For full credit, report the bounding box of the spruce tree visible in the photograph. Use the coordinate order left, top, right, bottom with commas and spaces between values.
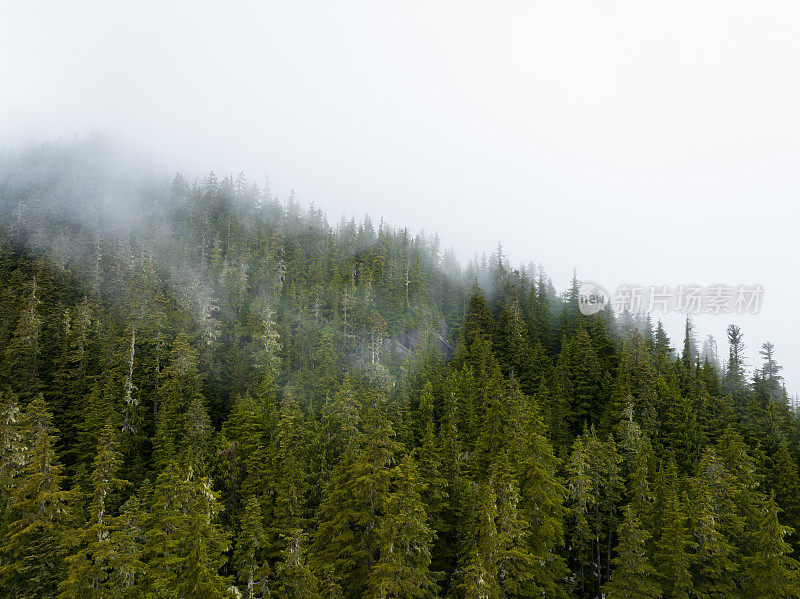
176, 475, 231, 598
690, 449, 739, 599
153, 333, 205, 469
268, 393, 311, 561
234, 496, 269, 599
517, 391, 568, 597
312, 404, 402, 598
2, 277, 42, 401
454, 478, 500, 599
144, 461, 230, 598
274, 529, 321, 599
107, 492, 147, 597
742, 493, 800, 598
652, 460, 692, 599
603, 504, 662, 599
368, 455, 437, 598
0, 394, 72, 598
59, 419, 129, 598
0, 392, 26, 515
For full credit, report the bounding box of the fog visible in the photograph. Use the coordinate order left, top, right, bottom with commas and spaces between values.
2, 1, 799, 392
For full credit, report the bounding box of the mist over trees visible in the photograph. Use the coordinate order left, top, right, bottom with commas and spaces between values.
0, 139, 798, 598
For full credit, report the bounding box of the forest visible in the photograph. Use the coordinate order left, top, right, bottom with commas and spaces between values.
1, 139, 798, 599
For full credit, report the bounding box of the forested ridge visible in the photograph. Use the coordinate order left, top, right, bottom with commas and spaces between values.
0, 140, 798, 598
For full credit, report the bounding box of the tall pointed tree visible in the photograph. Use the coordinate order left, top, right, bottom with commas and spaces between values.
603, 504, 662, 599
742, 493, 800, 598
368, 454, 437, 598
0, 394, 72, 598
59, 419, 130, 598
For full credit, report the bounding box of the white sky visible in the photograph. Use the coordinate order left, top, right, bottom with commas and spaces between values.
2, 1, 799, 392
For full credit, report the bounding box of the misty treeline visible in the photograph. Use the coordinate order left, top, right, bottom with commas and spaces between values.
0, 139, 799, 599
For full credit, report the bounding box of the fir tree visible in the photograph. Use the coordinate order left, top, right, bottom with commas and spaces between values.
233, 496, 269, 599
58, 420, 130, 598
0, 392, 26, 514
274, 529, 321, 599
0, 394, 72, 598
107, 492, 148, 597
312, 404, 402, 598
368, 454, 437, 598
603, 504, 662, 599
690, 449, 739, 599
742, 493, 800, 598
652, 460, 692, 599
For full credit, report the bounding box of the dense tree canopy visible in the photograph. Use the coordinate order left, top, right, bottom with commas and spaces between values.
0, 140, 798, 598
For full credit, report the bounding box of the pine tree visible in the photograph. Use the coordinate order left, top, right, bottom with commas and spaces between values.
603, 504, 662, 599
58, 419, 130, 598
742, 493, 800, 598
234, 496, 269, 599
690, 449, 739, 599
312, 404, 402, 598
368, 454, 437, 598
0, 394, 72, 598
0, 392, 26, 515
652, 460, 692, 599
274, 529, 321, 599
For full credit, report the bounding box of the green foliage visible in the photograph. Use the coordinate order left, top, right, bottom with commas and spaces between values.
603, 504, 662, 599
742, 493, 800, 598
0, 147, 799, 598
0, 394, 72, 598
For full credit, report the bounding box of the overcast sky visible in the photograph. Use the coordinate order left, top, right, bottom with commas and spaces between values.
2, 1, 798, 393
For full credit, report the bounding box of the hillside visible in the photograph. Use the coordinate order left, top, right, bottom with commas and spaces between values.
0, 140, 797, 598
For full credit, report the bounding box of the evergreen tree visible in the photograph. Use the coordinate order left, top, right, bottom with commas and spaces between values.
652, 460, 692, 599
368, 455, 437, 598
603, 504, 662, 599
742, 493, 800, 598
59, 420, 129, 598
312, 404, 402, 598
107, 492, 148, 597
153, 333, 205, 469
176, 475, 231, 598
517, 391, 568, 597
690, 449, 739, 599
268, 392, 311, 560
233, 496, 269, 599
0, 392, 26, 514
454, 479, 500, 599
144, 461, 230, 598
2, 277, 42, 400
0, 394, 72, 598
274, 529, 321, 599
